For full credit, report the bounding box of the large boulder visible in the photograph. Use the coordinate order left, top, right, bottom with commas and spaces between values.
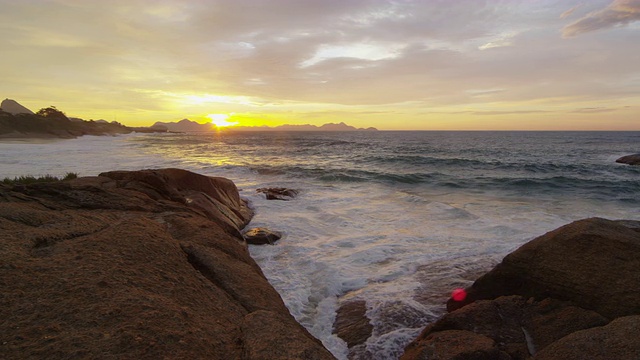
403, 218, 640, 360
0, 169, 335, 360
535, 315, 640, 360
447, 218, 640, 319
402, 295, 608, 359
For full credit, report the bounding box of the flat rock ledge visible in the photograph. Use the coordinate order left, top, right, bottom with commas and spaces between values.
0, 168, 335, 360
402, 218, 640, 360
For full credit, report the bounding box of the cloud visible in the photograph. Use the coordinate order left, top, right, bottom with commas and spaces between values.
0, 0, 638, 129
571, 107, 619, 113
562, 0, 640, 37
560, 4, 583, 19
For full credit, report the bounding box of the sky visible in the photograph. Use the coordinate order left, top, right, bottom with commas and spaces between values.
0, 0, 638, 130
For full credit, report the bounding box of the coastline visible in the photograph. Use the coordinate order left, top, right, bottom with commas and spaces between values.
2, 168, 639, 359
400, 218, 640, 359
0, 169, 335, 359
3, 128, 639, 359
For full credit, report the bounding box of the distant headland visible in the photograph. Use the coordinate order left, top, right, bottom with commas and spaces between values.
0, 98, 377, 139
0, 99, 163, 139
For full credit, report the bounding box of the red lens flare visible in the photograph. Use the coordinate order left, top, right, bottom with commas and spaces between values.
451, 288, 467, 302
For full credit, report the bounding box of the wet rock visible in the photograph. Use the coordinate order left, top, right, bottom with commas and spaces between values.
257, 187, 299, 200
404, 295, 608, 359
401, 329, 510, 360
616, 153, 640, 165
333, 300, 373, 348
535, 315, 640, 360
0, 168, 335, 359
404, 218, 640, 360
243, 227, 282, 245
447, 218, 640, 319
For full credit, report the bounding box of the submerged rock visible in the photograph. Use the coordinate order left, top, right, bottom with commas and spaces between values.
243, 227, 282, 245
616, 153, 640, 165
257, 187, 299, 200
333, 300, 373, 348
0, 168, 335, 359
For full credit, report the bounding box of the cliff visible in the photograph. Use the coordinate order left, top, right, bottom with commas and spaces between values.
0, 168, 335, 359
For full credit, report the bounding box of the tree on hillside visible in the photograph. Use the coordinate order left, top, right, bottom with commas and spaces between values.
36, 106, 69, 121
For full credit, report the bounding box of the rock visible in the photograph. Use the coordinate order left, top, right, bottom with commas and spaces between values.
401, 330, 510, 360
534, 315, 640, 360
0, 169, 335, 359
616, 154, 640, 165
447, 218, 640, 319
242, 310, 333, 360
100, 168, 253, 239
243, 227, 282, 245
257, 187, 299, 200
404, 218, 640, 360
404, 295, 608, 359
525, 297, 609, 351
333, 300, 373, 348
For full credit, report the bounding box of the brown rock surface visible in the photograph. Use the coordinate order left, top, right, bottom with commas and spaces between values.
256, 187, 299, 200
243, 227, 283, 245
534, 315, 640, 360
616, 153, 640, 165
447, 218, 640, 319
401, 329, 510, 360
333, 300, 373, 348
0, 168, 334, 360
403, 218, 640, 360
403, 295, 608, 359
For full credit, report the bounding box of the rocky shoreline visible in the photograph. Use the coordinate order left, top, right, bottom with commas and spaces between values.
2, 168, 638, 359
401, 218, 640, 360
0, 169, 334, 359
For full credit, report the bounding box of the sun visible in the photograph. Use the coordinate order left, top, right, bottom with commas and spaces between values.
207, 113, 238, 127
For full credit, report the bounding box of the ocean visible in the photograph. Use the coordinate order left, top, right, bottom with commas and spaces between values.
2, 131, 639, 359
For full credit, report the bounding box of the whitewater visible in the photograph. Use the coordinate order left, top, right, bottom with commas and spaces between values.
2, 131, 639, 359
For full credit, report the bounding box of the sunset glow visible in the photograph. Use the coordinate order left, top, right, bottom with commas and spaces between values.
0, 1, 638, 130
207, 114, 238, 128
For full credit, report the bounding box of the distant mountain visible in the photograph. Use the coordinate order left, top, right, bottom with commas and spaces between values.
1, 98, 34, 115
231, 122, 378, 132
152, 119, 214, 132
150, 120, 377, 132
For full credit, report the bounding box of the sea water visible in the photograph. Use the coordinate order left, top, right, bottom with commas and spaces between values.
2, 131, 639, 359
